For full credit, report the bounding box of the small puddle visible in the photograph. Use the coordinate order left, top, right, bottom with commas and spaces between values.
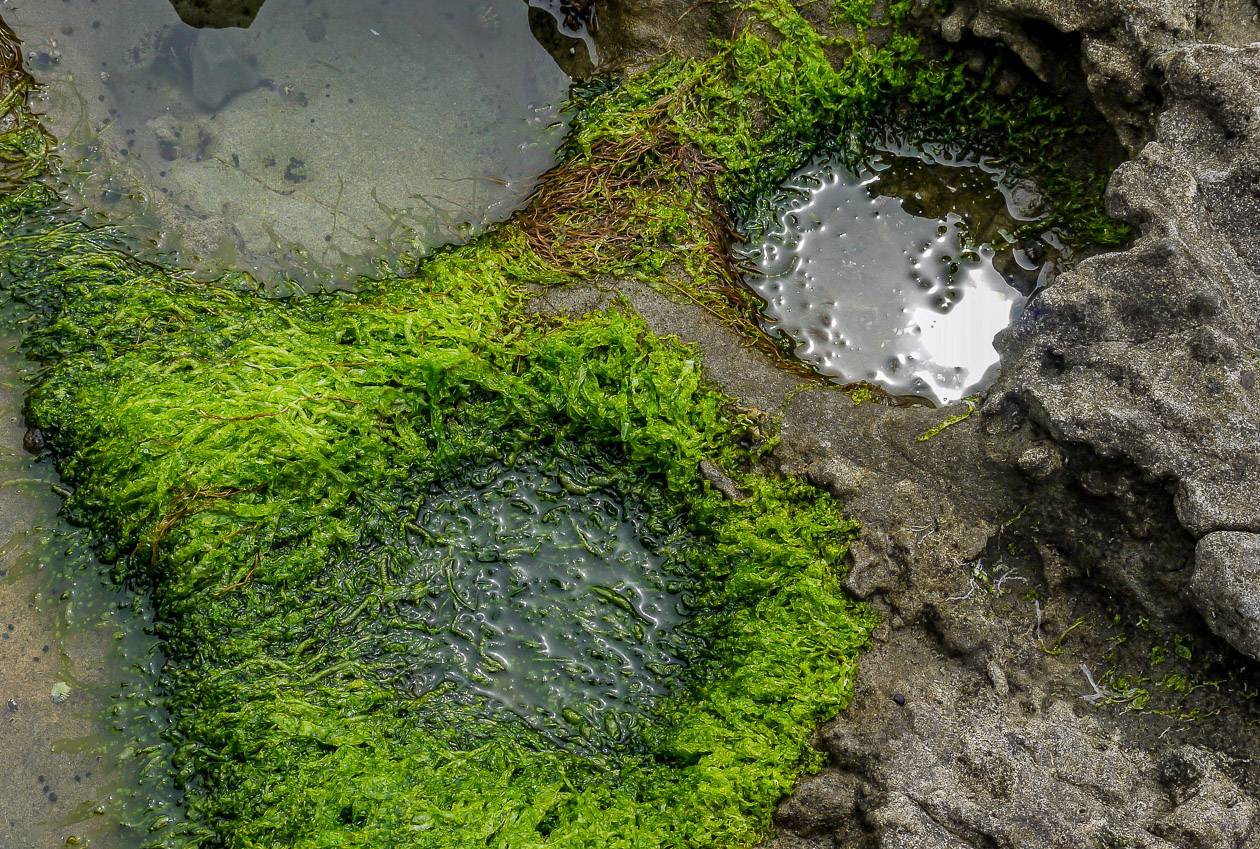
739, 143, 1063, 405
368, 453, 695, 753
0, 319, 170, 848
2, 0, 577, 289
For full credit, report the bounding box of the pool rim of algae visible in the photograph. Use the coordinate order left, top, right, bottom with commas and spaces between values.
366, 445, 706, 757
0, 1, 1126, 846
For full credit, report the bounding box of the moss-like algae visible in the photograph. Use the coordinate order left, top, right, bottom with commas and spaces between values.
0, 3, 1125, 846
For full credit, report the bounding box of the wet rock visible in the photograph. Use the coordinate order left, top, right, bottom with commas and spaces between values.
1189, 531, 1260, 660
1015, 442, 1062, 479
528, 4, 596, 78
773, 770, 862, 835
190, 28, 259, 111
820, 669, 1259, 849
167, 0, 267, 29
1155, 747, 1259, 848
591, 0, 739, 71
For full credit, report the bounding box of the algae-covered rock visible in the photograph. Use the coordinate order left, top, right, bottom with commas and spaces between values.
999, 40, 1260, 542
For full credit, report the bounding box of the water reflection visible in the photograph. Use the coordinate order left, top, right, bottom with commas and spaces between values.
1, 0, 575, 289
740, 146, 1060, 405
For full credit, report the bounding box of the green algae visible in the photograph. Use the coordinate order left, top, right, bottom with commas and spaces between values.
1, 191, 876, 845
917, 397, 978, 442
0, 3, 1128, 846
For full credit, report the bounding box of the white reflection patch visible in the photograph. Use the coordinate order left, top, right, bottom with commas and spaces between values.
740, 152, 1046, 405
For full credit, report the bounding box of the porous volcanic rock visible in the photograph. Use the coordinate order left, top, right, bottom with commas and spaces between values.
1191, 532, 1260, 660
994, 35, 1260, 608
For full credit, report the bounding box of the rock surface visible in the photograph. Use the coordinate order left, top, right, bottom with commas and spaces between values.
795, 0, 1260, 845
582, 1, 1260, 846
1192, 532, 1260, 660
991, 27, 1260, 634
167, 0, 267, 29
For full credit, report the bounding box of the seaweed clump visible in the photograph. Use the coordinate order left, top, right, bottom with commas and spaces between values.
0, 2, 1124, 847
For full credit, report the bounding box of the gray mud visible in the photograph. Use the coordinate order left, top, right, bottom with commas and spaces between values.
0, 323, 163, 849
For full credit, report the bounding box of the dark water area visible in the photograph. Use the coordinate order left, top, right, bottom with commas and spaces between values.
740, 143, 1063, 405
2, 0, 579, 290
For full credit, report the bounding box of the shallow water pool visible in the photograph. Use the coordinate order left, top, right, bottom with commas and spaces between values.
2, 0, 576, 289
362, 453, 696, 754
740, 144, 1061, 405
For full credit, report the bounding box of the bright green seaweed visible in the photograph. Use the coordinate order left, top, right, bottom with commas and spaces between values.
0, 2, 1124, 846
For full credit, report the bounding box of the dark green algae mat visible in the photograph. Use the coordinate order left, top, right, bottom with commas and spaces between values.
0, 2, 1121, 846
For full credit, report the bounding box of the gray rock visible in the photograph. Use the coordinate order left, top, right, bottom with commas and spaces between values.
997, 39, 1260, 540
190, 28, 259, 111
1190, 532, 1260, 660
1154, 746, 1259, 848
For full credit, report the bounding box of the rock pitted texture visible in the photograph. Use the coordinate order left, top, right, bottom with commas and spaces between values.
930, 0, 1259, 151
1192, 532, 1260, 660
992, 28, 1260, 636
817, 696, 1258, 849
781, 1, 1260, 846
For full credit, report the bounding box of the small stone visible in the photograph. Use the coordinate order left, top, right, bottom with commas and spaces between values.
6, 699, 17, 713
22, 427, 45, 453
893, 692, 906, 706
50, 682, 72, 704
1190, 532, 1260, 660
